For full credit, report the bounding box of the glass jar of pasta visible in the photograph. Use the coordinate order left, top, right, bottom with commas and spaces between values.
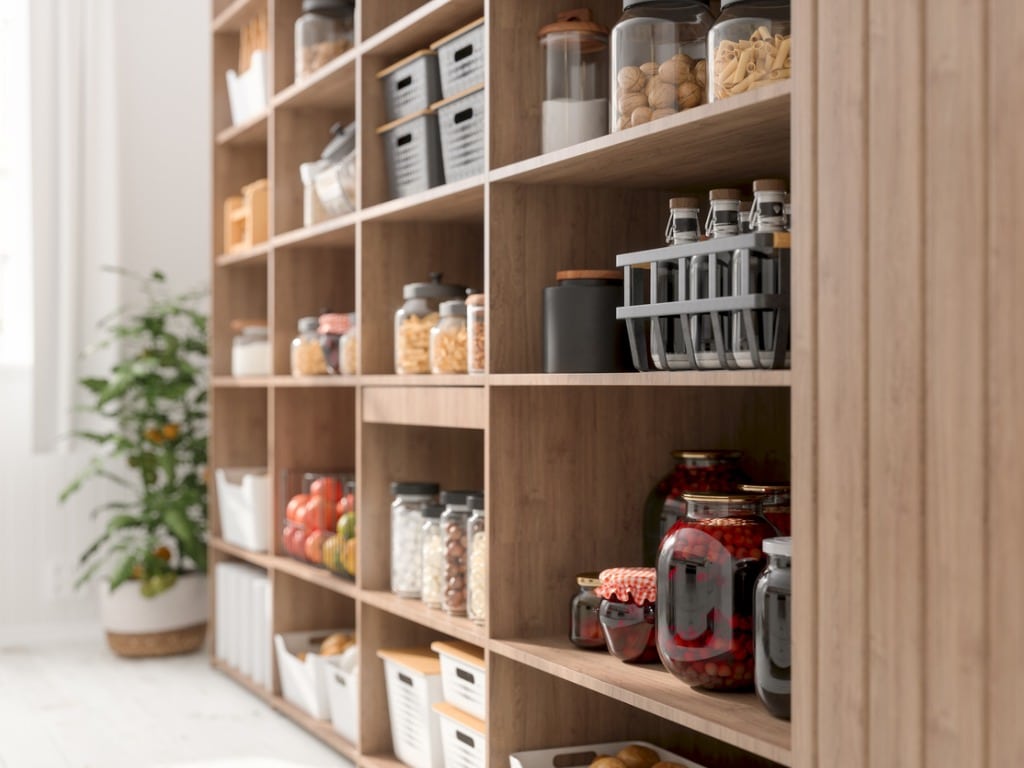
707, 0, 791, 102
610, 0, 715, 131
394, 273, 466, 374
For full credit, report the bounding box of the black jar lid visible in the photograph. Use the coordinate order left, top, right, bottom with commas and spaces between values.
423, 503, 446, 519
403, 272, 467, 300
467, 494, 485, 511
390, 481, 440, 496
441, 490, 481, 507
302, 0, 354, 17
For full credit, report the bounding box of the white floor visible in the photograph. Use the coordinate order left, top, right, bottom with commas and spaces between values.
0, 630, 349, 768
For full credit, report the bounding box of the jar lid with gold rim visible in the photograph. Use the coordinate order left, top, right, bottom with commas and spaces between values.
576, 571, 602, 588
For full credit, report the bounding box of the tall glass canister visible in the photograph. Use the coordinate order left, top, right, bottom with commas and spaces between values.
755, 536, 792, 718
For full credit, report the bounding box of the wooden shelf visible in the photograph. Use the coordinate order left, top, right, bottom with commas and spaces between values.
215, 242, 269, 267
272, 555, 359, 600
273, 49, 358, 111
212, 0, 264, 32
490, 81, 791, 188
273, 694, 360, 762
360, 589, 487, 646
361, 176, 485, 223
489, 637, 791, 767
273, 213, 357, 249
209, 537, 275, 570
212, 657, 270, 698
271, 376, 360, 389
211, 375, 273, 388
362, 384, 487, 429
358, 755, 407, 768
216, 111, 268, 146
361, 0, 483, 59
359, 375, 484, 387
488, 371, 792, 388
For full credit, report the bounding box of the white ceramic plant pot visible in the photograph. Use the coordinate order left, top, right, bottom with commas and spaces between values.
100, 572, 208, 657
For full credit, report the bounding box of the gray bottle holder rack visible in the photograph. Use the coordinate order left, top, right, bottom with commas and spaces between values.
616, 231, 791, 371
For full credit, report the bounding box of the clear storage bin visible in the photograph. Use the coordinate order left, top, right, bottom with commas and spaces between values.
611, 0, 714, 131
708, 0, 791, 102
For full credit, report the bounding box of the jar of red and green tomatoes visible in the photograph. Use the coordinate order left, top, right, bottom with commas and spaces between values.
656, 491, 774, 690
642, 450, 745, 566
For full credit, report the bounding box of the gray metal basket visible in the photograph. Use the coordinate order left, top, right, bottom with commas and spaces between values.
434, 86, 485, 183
616, 232, 792, 371
377, 110, 445, 200
377, 50, 443, 124
431, 18, 485, 99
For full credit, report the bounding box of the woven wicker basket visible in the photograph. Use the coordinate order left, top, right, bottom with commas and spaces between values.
106, 622, 206, 658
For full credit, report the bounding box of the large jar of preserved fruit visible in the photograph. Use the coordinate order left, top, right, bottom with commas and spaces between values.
708, 0, 791, 102
642, 449, 745, 566
395, 273, 465, 374
610, 0, 715, 131
755, 536, 792, 719
656, 492, 775, 690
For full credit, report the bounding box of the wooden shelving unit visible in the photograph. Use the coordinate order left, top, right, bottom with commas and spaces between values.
209, 2, 795, 768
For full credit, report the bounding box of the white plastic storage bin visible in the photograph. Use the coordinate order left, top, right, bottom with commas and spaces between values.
433, 85, 485, 183
325, 646, 359, 744
433, 701, 486, 768
215, 468, 270, 553
275, 629, 353, 720
378, 50, 443, 123
509, 741, 707, 768
377, 647, 444, 768
430, 640, 486, 721
431, 18, 485, 99
377, 110, 445, 200
314, 151, 357, 216
214, 563, 270, 688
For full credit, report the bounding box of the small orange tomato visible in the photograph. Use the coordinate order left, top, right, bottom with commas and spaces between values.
286, 493, 310, 523
161, 423, 179, 440
309, 476, 342, 504
304, 495, 327, 531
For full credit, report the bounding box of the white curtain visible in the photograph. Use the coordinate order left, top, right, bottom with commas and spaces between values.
30, 0, 122, 452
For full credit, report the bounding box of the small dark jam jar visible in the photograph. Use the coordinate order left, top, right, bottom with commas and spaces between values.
569, 572, 606, 650
596, 567, 659, 664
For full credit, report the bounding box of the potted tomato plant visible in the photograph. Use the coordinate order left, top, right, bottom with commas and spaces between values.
60, 268, 209, 657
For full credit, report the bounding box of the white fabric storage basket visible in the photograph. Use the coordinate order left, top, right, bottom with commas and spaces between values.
215, 467, 270, 552
275, 629, 352, 720
431, 18, 485, 98
378, 49, 443, 123
430, 640, 486, 721
434, 701, 486, 768
377, 648, 444, 768
433, 85, 485, 183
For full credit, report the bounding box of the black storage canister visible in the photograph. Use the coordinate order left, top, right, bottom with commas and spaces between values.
543, 270, 631, 373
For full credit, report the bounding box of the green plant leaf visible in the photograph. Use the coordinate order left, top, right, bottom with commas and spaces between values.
108, 554, 138, 592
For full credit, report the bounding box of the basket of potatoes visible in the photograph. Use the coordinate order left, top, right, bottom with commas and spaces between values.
509, 740, 705, 768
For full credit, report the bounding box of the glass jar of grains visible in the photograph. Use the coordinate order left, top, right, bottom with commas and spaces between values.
429, 299, 468, 374
291, 316, 329, 375
465, 293, 485, 374
395, 273, 466, 374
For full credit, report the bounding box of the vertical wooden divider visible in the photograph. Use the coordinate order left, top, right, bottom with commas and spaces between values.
987, 3, 1024, 765
866, 0, 925, 765
813, 0, 869, 763
789, 0, 816, 764
924, 2, 989, 766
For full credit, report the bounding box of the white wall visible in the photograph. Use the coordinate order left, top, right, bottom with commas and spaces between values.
0, 0, 210, 635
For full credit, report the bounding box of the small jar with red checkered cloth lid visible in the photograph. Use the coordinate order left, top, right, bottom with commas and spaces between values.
596, 567, 659, 664
656, 491, 775, 691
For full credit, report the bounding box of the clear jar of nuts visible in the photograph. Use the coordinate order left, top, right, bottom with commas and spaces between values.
429, 299, 468, 374
708, 0, 791, 102
394, 273, 466, 375
440, 490, 479, 617
291, 316, 329, 376
465, 293, 485, 374
610, 0, 715, 132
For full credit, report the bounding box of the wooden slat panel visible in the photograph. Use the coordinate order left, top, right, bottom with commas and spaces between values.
866, 0, 925, 765
923, 1, 988, 766
789, 0, 817, 765
362, 385, 487, 429
814, 0, 869, 763
987, 3, 1024, 765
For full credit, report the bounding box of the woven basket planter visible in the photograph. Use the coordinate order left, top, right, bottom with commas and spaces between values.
100, 573, 208, 658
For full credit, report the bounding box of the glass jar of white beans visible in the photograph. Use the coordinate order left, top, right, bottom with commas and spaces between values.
466, 494, 486, 625
420, 505, 446, 608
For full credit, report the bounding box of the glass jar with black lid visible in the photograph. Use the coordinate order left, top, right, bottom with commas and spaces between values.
395, 273, 466, 375
708, 0, 791, 102
294, 0, 355, 82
